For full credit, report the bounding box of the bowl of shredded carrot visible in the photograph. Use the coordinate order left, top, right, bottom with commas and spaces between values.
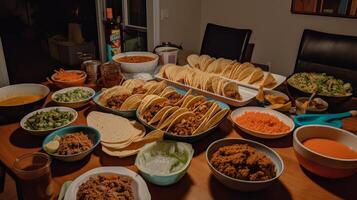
231, 107, 295, 139
51, 69, 87, 88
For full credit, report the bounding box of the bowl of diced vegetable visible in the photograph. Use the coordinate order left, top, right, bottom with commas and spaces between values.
20, 107, 78, 136
51, 87, 95, 108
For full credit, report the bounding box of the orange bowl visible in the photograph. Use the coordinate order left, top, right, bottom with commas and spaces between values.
51, 70, 87, 88
293, 125, 357, 178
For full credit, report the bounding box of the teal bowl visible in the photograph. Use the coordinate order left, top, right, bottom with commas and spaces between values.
135, 140, 194, 186
42, 126, 100, 162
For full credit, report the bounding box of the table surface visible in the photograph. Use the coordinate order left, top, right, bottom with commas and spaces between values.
0, 94, 356, 200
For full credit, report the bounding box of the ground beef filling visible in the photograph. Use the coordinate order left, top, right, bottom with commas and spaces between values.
107, 94, 131, 109
167, 93, 183, 105
142, 101, 169, 122
58, 132, 93, 155
210, 144, 276, 181
76, 174, 134, 200
169, 116, 201, 136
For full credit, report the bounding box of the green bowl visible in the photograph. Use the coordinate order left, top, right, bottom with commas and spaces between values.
135, 140, 194, 186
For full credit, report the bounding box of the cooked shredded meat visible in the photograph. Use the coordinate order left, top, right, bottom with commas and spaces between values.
187, 100, 205, 111
76, 174, 134, 200
132, 86, 147, 94
166, 93, 183, 105
107, 94, 131, 109
142, 101, 169, 122
193, 102, 213, 119
57, 132, 93, 155
169, 116, 201, 136
210, 144, 276, 181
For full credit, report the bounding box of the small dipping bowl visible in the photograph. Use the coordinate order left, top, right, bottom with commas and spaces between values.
293, 125, 357, 178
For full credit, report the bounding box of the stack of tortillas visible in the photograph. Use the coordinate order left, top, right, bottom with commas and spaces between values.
87, 111, 164, 158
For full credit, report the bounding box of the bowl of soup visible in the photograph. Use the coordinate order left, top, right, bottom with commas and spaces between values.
113, 52, 159, 73
293, 125, 357, 178
0, 84, 50, 119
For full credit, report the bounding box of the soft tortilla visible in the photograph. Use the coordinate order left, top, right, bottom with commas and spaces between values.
87, 111, 143, 143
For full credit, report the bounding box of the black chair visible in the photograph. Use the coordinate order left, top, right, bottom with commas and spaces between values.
294, 29, 357, 96
200, 23, 252, 62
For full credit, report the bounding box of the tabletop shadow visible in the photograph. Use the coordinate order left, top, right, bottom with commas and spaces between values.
147, 173, 193, 200
95, 145, 136, 167
301, 167, 357, 200
10, 128, 43, 148
209, 174, 292, 200
51, 155, 90, 177
192, 120, 232, 157
233, 125, 293, 148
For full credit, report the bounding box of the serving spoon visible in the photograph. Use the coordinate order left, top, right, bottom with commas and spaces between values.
293, 110, 357, 128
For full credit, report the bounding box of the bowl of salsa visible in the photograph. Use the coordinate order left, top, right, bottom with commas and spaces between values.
293, 125, 357, 178
113, 52, 159, 73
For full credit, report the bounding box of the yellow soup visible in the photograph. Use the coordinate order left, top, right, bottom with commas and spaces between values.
0, 95, 43, 106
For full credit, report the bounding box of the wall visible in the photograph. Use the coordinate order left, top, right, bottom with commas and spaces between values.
201, 0, 357, 75
159, 0, 202, 52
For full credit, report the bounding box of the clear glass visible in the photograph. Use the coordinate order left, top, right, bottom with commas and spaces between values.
13, 152, 53, 200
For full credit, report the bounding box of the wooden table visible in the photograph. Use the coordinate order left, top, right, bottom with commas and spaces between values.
0, 96, 356, 200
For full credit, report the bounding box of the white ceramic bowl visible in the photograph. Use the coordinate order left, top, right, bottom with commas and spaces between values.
64, 167, 151, 200
20, 106, 78, 136
293, 125, 357, 178
113, 51, 159, 73
0, 83, 50, 119
206, 138, 284, 191
231, 106, 295, 139
51, 86, 95, 108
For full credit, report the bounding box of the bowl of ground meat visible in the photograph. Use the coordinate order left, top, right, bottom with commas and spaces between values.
206, 138, 284, 191
64, 167, 151, 200
42, 126, 100, 162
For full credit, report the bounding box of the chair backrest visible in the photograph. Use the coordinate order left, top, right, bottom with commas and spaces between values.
295, 29, 357, 96
200, 23, 252, 62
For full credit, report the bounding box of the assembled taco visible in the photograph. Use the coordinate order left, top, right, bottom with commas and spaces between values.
248, 67, 264, 84
166, 112, 202, 136
184, 96, 206, 111
221, 81, 241, 100
148, 106, 172, 125
203, 109, 229, 130
140, 97, 169, 122
157, 107, 188, 130
120, 94, 144, 110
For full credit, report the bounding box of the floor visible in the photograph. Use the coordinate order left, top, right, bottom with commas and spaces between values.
0, 173, 17, 200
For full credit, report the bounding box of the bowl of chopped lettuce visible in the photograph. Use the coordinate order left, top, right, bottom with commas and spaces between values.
51, 87, 95, 108
20, 107, 78, 136
287, 72, 353, 105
